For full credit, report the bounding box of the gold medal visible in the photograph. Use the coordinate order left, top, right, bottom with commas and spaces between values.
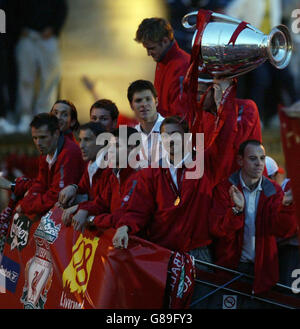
174, 196, 180, 206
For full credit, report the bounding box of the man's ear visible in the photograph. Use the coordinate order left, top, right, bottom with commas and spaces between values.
162, 36, 171, 47
237, 154, 243, 167
54, 128, 60, 138
68, 120, 76, 132
70, 118, 76, 129
112, 119, 118, 130
155, 97, 158, 108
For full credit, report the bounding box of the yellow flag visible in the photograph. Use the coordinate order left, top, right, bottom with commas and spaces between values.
62, 234, 99, 295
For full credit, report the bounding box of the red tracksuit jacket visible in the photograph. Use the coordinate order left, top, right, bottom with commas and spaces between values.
231, 98, 262, 172
117, 165, 213, 252
208, 98, 262, 184
77, 165, 104, 201
209, 171, 298, 293
154, 41, 190, 117
15, 135, 84, 216
64, 130, 78, 144
78, 167, 139, 229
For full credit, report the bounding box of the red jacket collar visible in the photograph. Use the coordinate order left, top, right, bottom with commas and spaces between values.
159, 40, 179, 65
229, 170, 277, 198
112, 166, 138, 184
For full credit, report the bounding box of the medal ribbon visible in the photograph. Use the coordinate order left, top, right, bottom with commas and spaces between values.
165, 167, 186, 206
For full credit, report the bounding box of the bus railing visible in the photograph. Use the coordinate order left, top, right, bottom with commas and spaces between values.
190, 258, 300, 309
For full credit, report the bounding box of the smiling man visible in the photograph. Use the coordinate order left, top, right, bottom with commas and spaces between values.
135, 18, 190, 117
50, 99, 80, 142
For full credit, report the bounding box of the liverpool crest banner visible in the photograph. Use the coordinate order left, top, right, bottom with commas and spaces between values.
0, 206, 171, 309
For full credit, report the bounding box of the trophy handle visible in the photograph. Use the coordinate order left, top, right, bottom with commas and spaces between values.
267, 25, 293, 69
181, 11, 198, 30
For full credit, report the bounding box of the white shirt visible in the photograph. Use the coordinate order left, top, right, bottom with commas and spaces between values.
135, 113, 165, 167
239, 172, 263, 263
165, 152, 193, 189
46, 149, 58, 169
87, 160, 98, 187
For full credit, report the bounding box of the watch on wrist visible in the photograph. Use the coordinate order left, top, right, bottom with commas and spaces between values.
87, 216, 95, 225
71, 184, 78, 191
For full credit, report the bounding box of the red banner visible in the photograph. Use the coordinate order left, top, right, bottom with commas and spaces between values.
279, 109, 300, 231
0, 206, 171, 309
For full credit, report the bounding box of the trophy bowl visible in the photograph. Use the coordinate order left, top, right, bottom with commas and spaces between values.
182, 11, 293, 79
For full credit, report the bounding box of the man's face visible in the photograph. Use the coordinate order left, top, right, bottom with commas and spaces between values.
161, 123, 186, 160
239, 144, 266, 180
31, 125, 59, 156
142, 38, 170, 62
130, 89, 158, 123
78, 128, 100, 162
90, 107, 116, 132
51, 103, 74, 133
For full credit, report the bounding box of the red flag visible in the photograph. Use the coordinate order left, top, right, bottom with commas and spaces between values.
279, 108, 300, 237
0, 206, 171, 309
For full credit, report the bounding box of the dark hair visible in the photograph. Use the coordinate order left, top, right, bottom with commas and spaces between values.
89, 99, 119, 121
160, 116, 190, 133
30, 113, 59, 134
79, 121, 107, 137
51, 99, 80, 131
127, 80, 157, 104
135, 17, 174, 43
238, 140, 263, 157
111, 126, 140, 146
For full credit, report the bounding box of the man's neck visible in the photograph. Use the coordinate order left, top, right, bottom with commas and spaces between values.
158, 39, 174, 62
241, 172, 261, 191
169, 151, 190, 168
47, 150, 56, 160
140, 113, 158, 135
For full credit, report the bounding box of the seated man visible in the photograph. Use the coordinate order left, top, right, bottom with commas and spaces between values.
58, 121, 108, 212
0, 113, 84, 218
89, 99, 119, 132
209, 140, 297, 301
62, 126, 140, 233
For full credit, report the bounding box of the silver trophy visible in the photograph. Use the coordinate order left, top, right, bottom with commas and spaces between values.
182, 11, 292, 80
